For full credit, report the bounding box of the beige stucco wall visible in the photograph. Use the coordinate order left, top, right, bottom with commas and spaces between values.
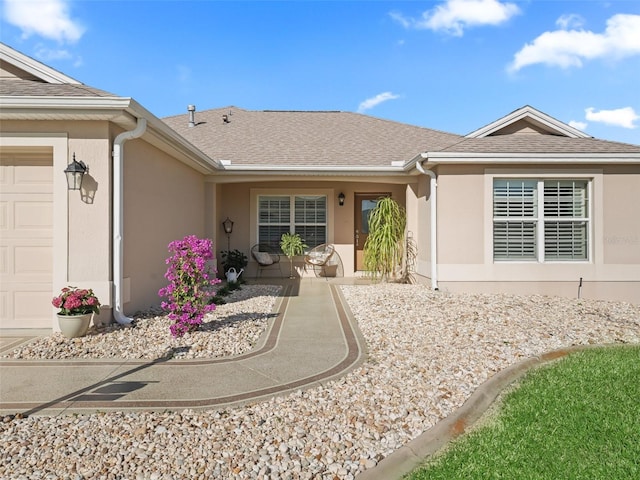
121, 131, 207, 314
602, 166, 640, 264
1, 120, 211, 325
417, 164, 640, 304
1, 120, 114, 328
215, 180, 407, 277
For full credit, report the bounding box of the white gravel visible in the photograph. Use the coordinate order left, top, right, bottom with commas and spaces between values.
2, 284, 639, 479
3, 285, 282, 361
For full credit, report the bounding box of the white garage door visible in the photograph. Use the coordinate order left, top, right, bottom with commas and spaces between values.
0, 154, 53, 329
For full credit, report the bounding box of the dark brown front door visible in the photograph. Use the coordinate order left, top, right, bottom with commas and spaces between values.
354, 193, 390, 271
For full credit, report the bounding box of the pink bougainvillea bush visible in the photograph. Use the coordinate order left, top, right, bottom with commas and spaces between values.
158, 235, 221, 337
52, 287, 101, 316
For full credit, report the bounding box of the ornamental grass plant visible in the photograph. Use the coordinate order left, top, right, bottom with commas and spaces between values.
363, 196, 406, 280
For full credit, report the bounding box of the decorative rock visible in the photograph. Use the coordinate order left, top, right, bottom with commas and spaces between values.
1, 284, 638, 479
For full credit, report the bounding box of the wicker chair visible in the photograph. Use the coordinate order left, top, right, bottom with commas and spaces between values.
304, 244, 342, 278
250, 244, 282, 278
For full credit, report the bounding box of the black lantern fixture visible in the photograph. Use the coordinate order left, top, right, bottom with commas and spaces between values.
338, 192, 345, 207
222, 217, 234, 251
64, 153, 87, 190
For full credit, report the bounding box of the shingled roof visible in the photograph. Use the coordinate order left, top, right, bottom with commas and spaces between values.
0, 78, 117, 98
163, 107, 463, 167
439, 134, 640, 154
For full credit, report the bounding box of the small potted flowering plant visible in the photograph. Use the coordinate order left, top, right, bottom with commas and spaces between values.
52, 286, 101, 338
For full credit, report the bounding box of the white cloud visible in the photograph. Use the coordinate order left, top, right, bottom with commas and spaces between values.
568, 120, 588, 131
3, 0, 85, 43
391, 0, 520, 36
585, 107, 639, 129
509, 14, 640, 72
556, 14, 585, 30
358, 92, 401, 113
34, 45, 72, 61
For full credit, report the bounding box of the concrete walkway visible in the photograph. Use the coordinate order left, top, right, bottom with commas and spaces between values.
0, 280, 366, 417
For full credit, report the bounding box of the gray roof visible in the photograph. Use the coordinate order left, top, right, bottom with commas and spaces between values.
0, 78, 117, 98
163, 107, 463, 167
441, 134, 640, 154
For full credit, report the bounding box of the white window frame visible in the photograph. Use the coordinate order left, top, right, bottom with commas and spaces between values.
487, 172, 595, 264
256, 193, 329, 250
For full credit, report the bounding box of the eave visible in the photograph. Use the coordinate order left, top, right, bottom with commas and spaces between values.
0, 96, 222, 174
419, 151, 640, 166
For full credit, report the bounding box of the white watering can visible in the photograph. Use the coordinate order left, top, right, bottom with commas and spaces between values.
225, 267, 243, 283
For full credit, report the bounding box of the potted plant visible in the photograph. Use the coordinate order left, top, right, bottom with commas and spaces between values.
363, 196, 407, 281
280, 233, 307, 279
52, 286, 101, 338
220, 249, 248, 282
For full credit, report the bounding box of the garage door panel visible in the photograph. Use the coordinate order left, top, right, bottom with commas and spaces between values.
14, 288, 52, 324
14, 200, 53, 230
0, 201, 6, 229
0, 246, 7, 274
0, 156, 53, 329
14, 245, 52, 276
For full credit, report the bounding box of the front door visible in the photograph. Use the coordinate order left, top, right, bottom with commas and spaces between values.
354, 193, 390, 271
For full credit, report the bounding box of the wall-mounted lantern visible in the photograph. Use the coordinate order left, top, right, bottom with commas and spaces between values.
64, 153, 87, 190
222, 217, 234, 251
338, 192, 345, 207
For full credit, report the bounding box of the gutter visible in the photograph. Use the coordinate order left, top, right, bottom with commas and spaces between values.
415, 154, 438, 291
112, 117, 147, 325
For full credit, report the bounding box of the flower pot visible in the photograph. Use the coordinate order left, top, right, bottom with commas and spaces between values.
57, 313, 93, 338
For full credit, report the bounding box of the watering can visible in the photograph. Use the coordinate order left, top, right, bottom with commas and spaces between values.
225, 267, 243, 283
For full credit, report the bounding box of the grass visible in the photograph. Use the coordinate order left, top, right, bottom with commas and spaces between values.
406, 346, 640, 480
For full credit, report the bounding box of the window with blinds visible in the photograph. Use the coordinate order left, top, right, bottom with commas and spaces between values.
493, 179, 589, 262
258, 195, 327, 251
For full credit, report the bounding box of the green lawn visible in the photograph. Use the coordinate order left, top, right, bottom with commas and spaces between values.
407, 346, 640, 480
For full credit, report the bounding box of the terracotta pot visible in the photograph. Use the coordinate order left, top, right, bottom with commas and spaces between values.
57, 313, 92, 338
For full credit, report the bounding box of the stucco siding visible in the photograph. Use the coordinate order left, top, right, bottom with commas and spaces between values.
602, 165, 640, 264
122, 136, 206, 314
423, 163, 640, 304
437, 166, 485, 265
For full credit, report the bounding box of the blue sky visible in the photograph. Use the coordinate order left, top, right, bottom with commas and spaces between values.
1, 0, 639, 144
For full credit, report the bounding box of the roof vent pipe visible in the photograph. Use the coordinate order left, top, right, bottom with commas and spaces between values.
416, 155, 438, 291
188, 104, 196, 127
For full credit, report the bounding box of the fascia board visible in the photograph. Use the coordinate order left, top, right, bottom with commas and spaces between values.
208, 173, 412, 184
0, 95, 134, 110
217, 165, 407, 173
0, 43, 81, 84
423, 152, 640, 164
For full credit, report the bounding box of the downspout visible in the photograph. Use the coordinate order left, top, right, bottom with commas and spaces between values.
415, 155, 438, 290
112, 117, 147, 324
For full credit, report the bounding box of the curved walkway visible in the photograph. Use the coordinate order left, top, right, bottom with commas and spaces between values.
0, 281, 366, 417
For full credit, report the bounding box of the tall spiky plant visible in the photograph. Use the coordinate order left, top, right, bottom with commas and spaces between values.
363, 196, 406, 281
280, 233, 307, 279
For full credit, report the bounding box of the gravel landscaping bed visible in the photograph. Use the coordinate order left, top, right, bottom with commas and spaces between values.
2, 285, 281, 361
2, 284, 639, 479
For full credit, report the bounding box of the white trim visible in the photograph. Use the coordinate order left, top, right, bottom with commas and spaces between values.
485, 170, 600, 266
466, 105, 591, 139
423, 153, 640, 163
0, 43, 81, 84
0, 132, 68, 330
250, 188, 335, 247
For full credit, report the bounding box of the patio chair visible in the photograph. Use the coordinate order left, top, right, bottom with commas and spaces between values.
304, 243, 342, 278
251, 244, 282, 278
